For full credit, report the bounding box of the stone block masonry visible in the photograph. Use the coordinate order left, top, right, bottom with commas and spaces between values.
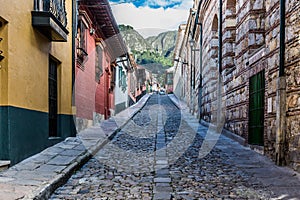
173, 0, 300, 171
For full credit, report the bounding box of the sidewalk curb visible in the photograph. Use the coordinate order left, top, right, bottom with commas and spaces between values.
31, 151, 91, 200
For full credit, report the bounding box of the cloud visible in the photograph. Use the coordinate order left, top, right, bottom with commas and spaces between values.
110, 1, 193, 37
110, 0, 190, 9
145, 0, 182, 9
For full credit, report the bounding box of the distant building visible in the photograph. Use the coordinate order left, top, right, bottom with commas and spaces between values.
173, 24, 187, 100
0, 0, 75, 165
165, 67, 174, 93
114, 54, 134, 114
134, 65, 147, 102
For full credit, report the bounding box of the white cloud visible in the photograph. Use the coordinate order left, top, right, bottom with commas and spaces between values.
145, 0, 181, 8
111, 1, 193, 37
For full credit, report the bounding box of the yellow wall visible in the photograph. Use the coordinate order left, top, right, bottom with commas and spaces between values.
0, 0, 73, 115
0, 17, 8, 105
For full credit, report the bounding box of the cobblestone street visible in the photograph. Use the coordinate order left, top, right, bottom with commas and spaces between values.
50, 94, 300, 200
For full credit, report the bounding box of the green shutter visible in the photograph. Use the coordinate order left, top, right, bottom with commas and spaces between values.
248, 70, 265, 145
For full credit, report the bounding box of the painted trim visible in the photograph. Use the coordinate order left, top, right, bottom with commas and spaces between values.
0, 106, 76, 165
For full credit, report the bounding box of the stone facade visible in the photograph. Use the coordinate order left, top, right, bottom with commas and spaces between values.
173, 0, 300, 171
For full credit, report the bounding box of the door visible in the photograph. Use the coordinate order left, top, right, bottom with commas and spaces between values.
49, 58, 58, 137
248, 70, 265, 145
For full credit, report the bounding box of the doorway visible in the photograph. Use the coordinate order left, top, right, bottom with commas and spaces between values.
248, 70, 265, 145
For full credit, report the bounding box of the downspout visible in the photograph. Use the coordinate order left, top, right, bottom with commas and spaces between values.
198, 23, 203, 121
72, 0, 78, 102
217, 0, 223, 131
275, 0, 287, 166
70, 0, 78, 136
218, 0, 222, 74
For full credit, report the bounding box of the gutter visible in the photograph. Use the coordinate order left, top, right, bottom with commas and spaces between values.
279, 0, 285, 77
218, 0, 223, 74
275, 0, 287, 166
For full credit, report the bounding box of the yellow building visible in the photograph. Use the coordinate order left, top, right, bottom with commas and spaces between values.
0, 0, 75, 165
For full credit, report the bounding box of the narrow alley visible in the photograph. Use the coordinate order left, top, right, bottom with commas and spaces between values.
1, 0, 300, 199
49, 94, 300, 200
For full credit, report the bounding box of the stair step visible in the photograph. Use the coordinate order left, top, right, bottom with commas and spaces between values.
0, 160, 10, 171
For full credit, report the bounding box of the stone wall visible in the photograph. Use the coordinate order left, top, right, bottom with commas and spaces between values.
198, 0, 219, 123
175, 0, 300, 171
264, 0, 280, 160
285, 0, 300, 171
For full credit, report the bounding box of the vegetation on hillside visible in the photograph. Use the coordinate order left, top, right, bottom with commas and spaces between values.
132, 50, 173, 68
119, 24, 175, 87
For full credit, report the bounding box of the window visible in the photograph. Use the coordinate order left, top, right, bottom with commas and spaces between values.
77, 18, 88, 68
49, 57, 58, 137
78, 19, 87, 52
212, 15, 218, 35
118, 66, 127, 92
95, 44, 103, 82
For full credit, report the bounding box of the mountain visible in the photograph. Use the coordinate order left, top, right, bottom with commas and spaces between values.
119, 25, 152, 52
118, 25, 177, 74
146, 31, 177, 59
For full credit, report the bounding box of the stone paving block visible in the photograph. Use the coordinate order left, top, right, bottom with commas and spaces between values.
0, 183, 34, 199
156, 135, 165, 140
153, 186, 172, 193
155, 151, 167, 157
154, 177, 171, 183
60, 149, 84, 157
73, 144, 88, 151
153, 192, 171, 200
155, 165, 168, 171
156, 139, 165, 143
9, 162, 41, 171
156, 143, 166, 149
47, 155, 76, 166
156, 160, 168, 165
40, 146, 65, 155
155, 168, 169, 175
36, 164, 67, 173
30, 154, 56, 165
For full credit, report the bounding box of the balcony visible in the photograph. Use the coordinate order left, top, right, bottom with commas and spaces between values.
31, 0, 69, 42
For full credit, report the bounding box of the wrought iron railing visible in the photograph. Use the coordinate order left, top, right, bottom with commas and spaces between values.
34, 0, 67, 27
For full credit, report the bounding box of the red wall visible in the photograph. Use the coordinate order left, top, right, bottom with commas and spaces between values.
75, 30, 97, 120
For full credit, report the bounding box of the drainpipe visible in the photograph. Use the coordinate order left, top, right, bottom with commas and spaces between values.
70, 0, 78, 136
275, 0, 287, 166
218, 0, 223, 74
190, 40, 193, 111
72, 0, 78, 102
198, 23, 203, 121
216, 0, 223, 130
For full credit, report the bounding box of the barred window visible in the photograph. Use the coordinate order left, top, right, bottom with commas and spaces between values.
95, 45, 103, 82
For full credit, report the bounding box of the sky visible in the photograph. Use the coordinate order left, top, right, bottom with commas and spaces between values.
109, 0, 193, 38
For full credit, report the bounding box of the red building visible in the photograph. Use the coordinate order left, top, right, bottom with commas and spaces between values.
75, 0, 127, 132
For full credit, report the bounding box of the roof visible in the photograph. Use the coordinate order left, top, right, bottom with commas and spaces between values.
80, 0, 128, 59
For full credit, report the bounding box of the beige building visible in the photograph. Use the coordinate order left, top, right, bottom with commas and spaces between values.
173, 0, 300, 171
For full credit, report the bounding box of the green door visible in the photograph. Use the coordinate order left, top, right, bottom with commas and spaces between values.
249, 70, 265, 145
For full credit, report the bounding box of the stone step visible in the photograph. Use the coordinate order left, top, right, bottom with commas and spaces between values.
0, 160, 10, 171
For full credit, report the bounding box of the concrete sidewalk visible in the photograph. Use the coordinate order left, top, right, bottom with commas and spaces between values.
0, 94, 150, 200
168, 94, 300, 199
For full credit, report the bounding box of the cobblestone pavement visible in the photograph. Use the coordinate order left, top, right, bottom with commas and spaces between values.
50, 94, 300, 200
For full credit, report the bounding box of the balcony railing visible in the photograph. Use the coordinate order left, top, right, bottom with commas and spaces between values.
32, 0, 68, 41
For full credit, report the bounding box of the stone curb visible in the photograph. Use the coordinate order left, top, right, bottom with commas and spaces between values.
0, 94, 151, 200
